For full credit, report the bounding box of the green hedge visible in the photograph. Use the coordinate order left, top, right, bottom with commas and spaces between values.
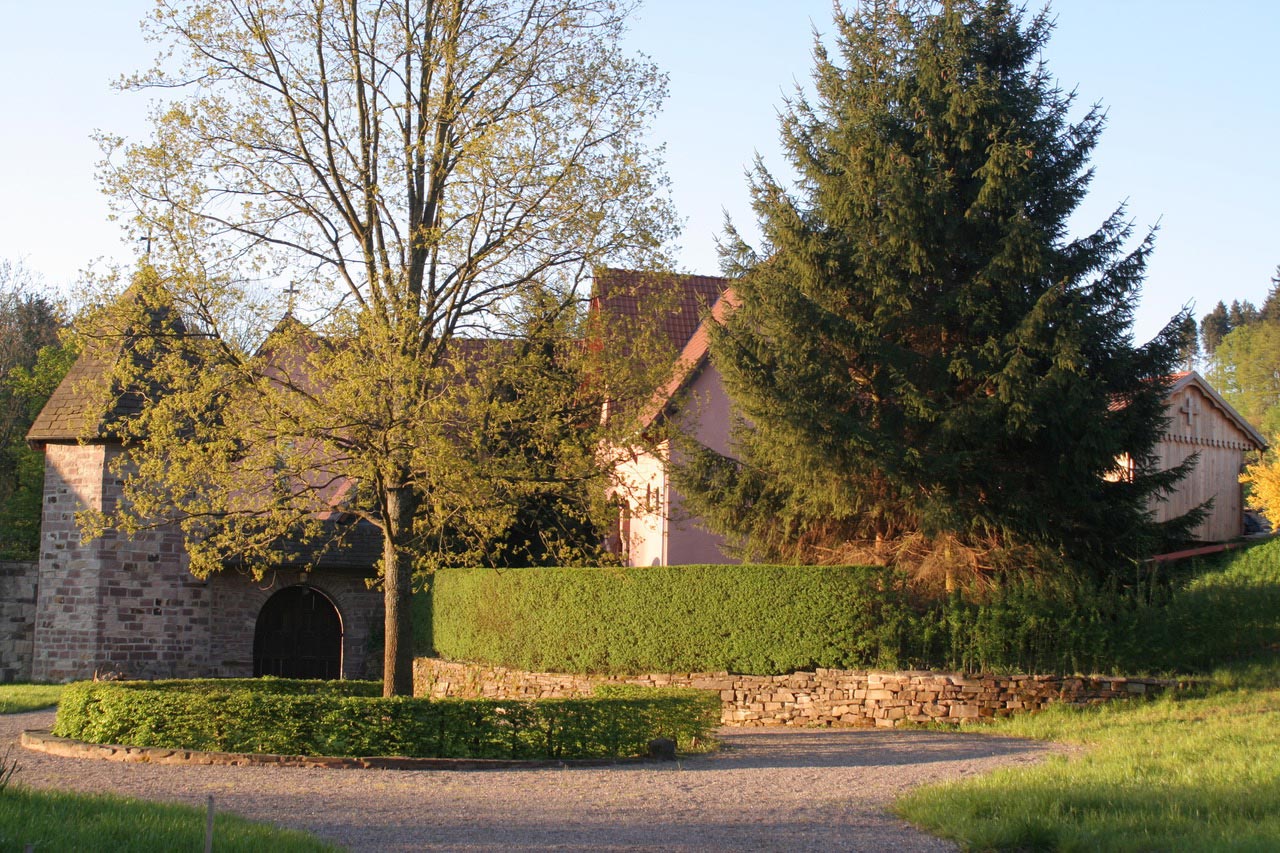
53, 679, 720, 760
425, 543, 1280, 677
429, 564, 914, 674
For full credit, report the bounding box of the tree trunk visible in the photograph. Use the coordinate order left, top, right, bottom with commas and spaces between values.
382, 486, 417, 697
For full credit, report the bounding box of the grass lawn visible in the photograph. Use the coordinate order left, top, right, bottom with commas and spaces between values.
897, 537, 1280, 851
0, 683, 63, 714
895, 655, 1280, 851
0, 682, 338, 851
0, 786, 338, 852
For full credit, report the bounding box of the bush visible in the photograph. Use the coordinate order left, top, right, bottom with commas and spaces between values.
428, 564, 915, 675
52, 678, 719, 760
424, 542, 1280, 677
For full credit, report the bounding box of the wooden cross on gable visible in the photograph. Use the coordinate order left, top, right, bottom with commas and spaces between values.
1179, 393, 1200, 427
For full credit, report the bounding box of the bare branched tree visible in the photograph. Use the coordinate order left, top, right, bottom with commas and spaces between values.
91, 0, 677, 694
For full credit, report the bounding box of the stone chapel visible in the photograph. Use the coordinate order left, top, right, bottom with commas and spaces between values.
25, 297, 384, 682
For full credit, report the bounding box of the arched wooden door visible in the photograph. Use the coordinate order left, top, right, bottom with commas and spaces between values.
253, 585, 343, 679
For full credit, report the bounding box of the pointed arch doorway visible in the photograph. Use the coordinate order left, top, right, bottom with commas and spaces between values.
253, 585, 344, 679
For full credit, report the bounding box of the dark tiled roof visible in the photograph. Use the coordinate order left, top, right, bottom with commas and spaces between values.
222, 516, 384, 573
591, 267, 728, 353
29, 286, 188, 446
26, 346, 121, 445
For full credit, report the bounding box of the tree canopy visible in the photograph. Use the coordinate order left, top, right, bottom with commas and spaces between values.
0, 261, 73, 558
89, 0, 677, 694
674, 0, 1193, 582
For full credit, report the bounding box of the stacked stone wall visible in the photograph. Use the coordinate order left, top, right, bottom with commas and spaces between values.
0, 561, 38, 681
415, 658, 1181, 727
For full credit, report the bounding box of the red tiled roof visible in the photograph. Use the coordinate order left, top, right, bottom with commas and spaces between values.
637, 287, 739, 429
591, 267, 728, 353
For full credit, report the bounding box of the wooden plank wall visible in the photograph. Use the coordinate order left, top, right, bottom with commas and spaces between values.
1151, 384, 1254, 542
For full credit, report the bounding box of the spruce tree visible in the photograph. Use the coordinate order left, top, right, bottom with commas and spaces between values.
1199, 301, 1230, 357
676, 0, 1194, 579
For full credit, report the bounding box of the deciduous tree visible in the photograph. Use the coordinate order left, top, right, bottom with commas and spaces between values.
0, 261, 71, 557
1206, 319, 1280, 436
90, 0, 676, 694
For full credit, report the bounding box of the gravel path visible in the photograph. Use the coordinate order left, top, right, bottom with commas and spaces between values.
6, 709, 1059, 851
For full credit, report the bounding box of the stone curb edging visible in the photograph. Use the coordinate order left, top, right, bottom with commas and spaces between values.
19, 730, 647, 772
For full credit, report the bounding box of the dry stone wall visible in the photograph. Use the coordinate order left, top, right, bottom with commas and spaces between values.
415, 658, 1181, 727
0, 560, 37, 681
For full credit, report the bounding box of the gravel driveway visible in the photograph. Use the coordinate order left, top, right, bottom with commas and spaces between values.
6, 709, 1058, 851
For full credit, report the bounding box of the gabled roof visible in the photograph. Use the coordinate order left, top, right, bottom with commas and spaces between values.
1167, 371, 1267, 451
637, 287, 738, 430
28, 285, 187, 447
591, 267, 727, 353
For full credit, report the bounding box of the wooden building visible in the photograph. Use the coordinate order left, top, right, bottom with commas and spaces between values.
1150, 372, 1267, 542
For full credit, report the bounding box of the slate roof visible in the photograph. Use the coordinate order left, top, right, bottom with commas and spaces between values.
28, 287, 186, 447
221, 516, 385, 572
26, 347, 121, 445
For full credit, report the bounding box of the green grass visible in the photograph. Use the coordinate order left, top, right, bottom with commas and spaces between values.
896, 540, 1280, 850
896, 661, 1280, 849
0, 683, 63, 714
0, 786, 338, 852
0, 686, 334, 849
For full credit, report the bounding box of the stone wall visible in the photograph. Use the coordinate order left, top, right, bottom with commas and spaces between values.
33, 443, 209, 682
415, 658, 1180, 727
0, 560, 38, 681
208, 569, 383, 679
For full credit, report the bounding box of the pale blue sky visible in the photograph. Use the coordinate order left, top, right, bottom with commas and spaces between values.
1, 1, 1276, 343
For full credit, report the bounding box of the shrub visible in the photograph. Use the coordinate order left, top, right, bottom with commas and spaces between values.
428, 564, 915, 675
424, 542, 1280, 677
52, 678, 719, 760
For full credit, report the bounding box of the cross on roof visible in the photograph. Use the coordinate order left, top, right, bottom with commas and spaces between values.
283, 282, 300, 315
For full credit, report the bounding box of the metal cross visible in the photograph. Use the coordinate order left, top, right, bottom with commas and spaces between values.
283, 282, 300, 314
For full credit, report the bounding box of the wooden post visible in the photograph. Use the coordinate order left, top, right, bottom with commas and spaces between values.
205, 795, 215, 853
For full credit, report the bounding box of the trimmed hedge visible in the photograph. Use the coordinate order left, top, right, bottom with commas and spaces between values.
429, 564, 913, 674
53, 678, 720, 760
425, 543, 1280, 677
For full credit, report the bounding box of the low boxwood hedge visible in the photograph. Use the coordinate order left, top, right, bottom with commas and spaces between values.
53, 678, 720, 760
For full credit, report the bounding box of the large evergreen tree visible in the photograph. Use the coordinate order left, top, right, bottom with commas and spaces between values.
676, 0, 1193, 580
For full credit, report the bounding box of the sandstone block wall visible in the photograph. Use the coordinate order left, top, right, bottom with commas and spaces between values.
209, 569, 384, 679
33, 444, 210, 682
414, 658, 1180, 727
0, 560, 38, 681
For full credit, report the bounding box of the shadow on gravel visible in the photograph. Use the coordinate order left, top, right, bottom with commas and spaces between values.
683, 728, 1054, 771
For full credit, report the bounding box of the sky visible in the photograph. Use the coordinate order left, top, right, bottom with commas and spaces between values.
0, 1, 1276, 344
